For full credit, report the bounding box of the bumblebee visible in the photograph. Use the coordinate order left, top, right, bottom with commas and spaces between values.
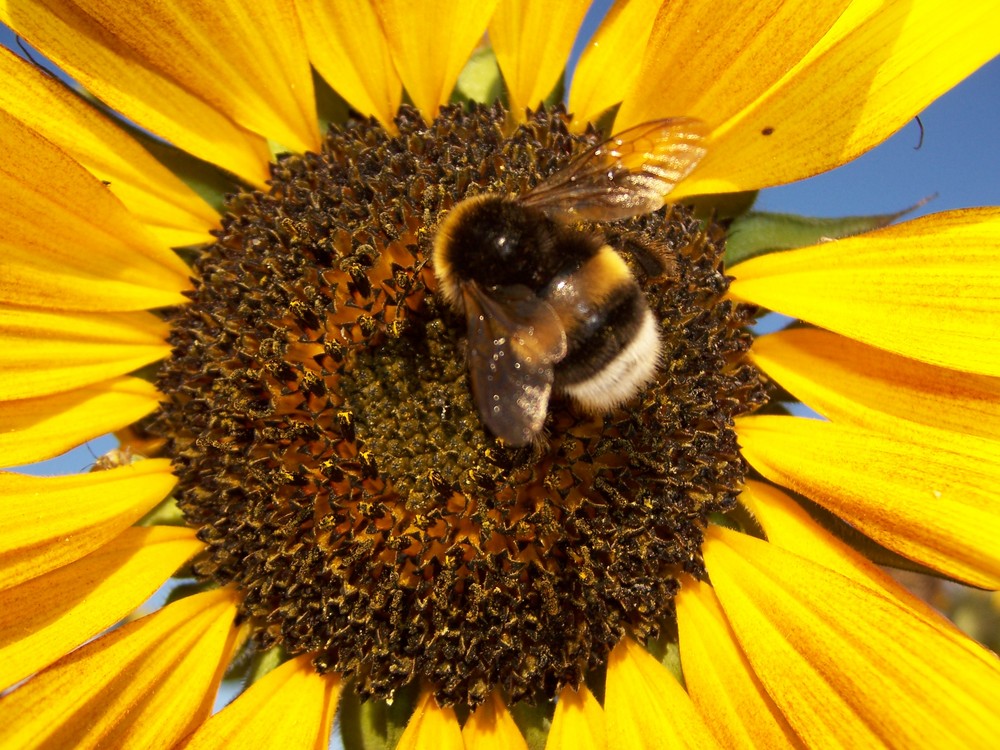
433, 118, 708, 446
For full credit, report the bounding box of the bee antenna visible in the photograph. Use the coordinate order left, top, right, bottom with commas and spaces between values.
14, 35, 57, 79
913, 115, 925, 151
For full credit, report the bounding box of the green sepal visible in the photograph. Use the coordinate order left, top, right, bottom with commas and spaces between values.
687, 190, 759, 223
218, 637, 257, 690
590, 104, 620, 137
453, 46, 506, 107
510, 700, 553, 750
162, 579, 216, 607
646, 620, 683, 686
246, 645, 286, 686
313, 68, 352, 133
724, 199, 932, 268
136, 495, 186, 526
715, 502, 765, 539
543, 73, 565, 111
135, 133, 247, 214
339, 682, 419, 750
706, 511, 740, 531
126, 362, 164, 383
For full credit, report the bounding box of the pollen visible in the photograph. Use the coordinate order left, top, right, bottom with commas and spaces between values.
153, 103, 767, 707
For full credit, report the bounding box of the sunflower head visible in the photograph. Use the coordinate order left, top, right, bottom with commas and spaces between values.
154, 102, 766, 707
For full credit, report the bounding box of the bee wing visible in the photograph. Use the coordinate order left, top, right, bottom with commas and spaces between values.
520, 117, 708, 224
463, 282, 568, 446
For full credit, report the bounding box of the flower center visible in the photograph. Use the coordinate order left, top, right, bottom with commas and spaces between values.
154, 103, 766, 707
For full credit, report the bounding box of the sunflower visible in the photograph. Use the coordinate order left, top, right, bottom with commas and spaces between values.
1, 1, 999, 748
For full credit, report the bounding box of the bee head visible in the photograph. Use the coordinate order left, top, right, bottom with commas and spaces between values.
434, 195, 562, 293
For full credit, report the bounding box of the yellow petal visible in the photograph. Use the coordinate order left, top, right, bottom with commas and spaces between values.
1, 1, 276, 185
66, 0, 320, 152
461, 691, 528, 750
184, 654, 341, 750
729, 208, 1000, 377
736, 415, 1000, 589
0, 109, 192, 312
0, 308, 170, 400
0, 526, 201, 691
738, 479, 973, 632
675, 577, 800, 749
0, 377, 160, 468
0, 46, 217, 248
98, 0, 322, 153
751, 327, 1000, 440
373, 0, 500, 123
489, 0, 591, 120
296, 0, 402, 132
675, 0, 1000, 197
615, 0, 849, 131
0, 460, 177, 591
395, 688, 465, 750
545, 685, 605, 750
704, 526, 1000, 749
567, 0, 662, 128
605, 637, 721, 750
0, 588, 243, 749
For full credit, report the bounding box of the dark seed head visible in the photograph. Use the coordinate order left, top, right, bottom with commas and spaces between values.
153, 103, 767, 707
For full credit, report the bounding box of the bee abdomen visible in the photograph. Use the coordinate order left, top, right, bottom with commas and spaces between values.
555, 280, 661, 413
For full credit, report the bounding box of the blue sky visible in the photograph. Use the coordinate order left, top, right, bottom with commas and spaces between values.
4, 17, 998, 476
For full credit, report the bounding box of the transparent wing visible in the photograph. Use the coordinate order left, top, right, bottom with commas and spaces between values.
520, 117, 708, 224
463, 282, 567, 446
